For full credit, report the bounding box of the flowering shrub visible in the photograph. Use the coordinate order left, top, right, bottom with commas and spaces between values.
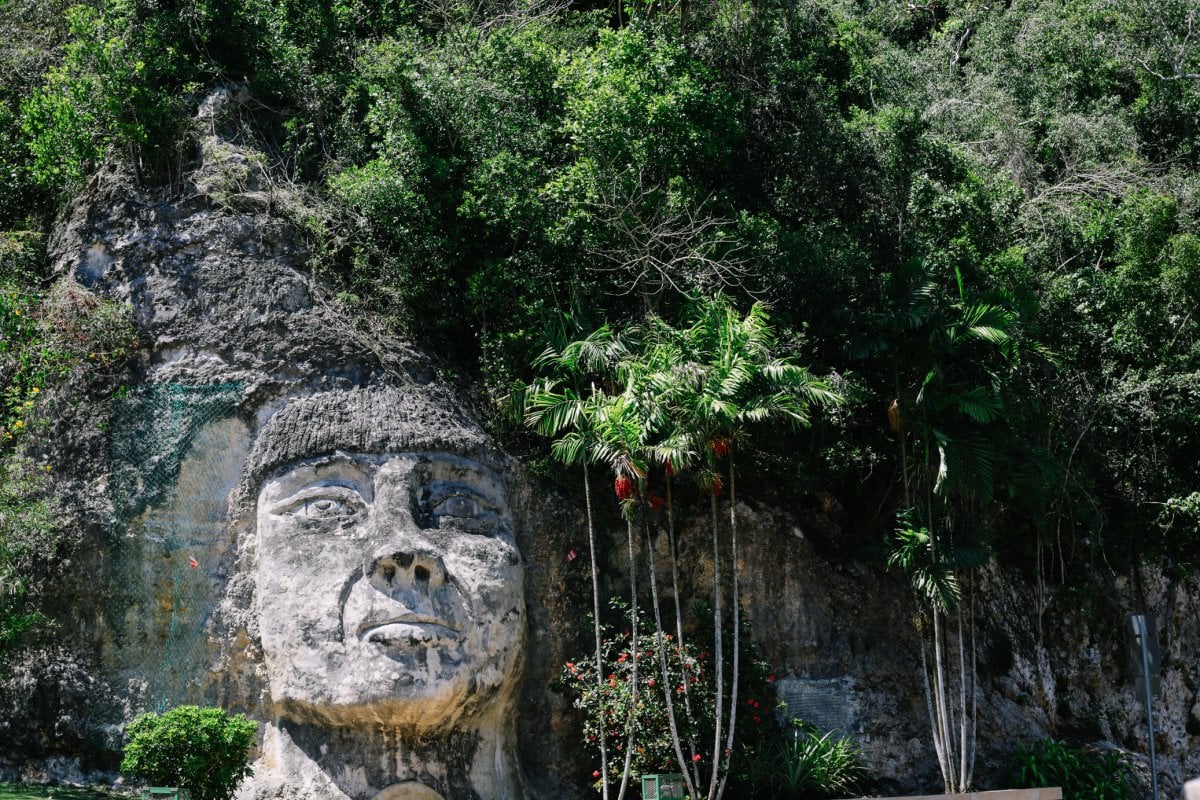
562, 603, 705, 779
561, 600, 777, 788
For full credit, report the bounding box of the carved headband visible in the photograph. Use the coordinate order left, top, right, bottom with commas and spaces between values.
239, 385, 498, 505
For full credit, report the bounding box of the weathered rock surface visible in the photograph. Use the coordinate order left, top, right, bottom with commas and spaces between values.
1, 89, 1197, 799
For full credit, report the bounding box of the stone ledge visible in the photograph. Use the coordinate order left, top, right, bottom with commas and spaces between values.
853, 789, 1063, 800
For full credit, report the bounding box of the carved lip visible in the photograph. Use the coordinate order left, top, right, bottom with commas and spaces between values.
357, 617, 460, 645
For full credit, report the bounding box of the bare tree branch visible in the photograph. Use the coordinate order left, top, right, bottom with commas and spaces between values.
579, 163, 760, 302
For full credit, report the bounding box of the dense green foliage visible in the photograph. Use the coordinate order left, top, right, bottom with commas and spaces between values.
120, 706, 258, 800
0, 228, 135, 668
0, 454, 53, 666
0, 785, 123, 799
1008, 739, 1140, 800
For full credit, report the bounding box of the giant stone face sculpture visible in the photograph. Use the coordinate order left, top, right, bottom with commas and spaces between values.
236, 387, 527, 800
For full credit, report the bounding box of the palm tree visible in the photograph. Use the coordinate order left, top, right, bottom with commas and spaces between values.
670, 297, 841, 800
860, 260, 1030, 793
614, 324, 704, 795
521, 320, 625, 800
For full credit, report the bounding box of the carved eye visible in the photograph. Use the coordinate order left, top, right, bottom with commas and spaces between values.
427, 490, 501, 535
301, 497, 357, 520
274, 486, 366, 531
431, 494, 482, 519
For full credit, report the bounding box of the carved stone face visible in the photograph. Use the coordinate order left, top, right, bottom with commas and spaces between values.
254, 451, 525, 730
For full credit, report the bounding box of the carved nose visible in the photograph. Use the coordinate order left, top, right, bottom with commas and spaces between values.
368, 550, 446, 592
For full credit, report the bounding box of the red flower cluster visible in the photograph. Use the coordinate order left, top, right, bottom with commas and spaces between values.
709, 437, 731, 458
614, 474, 636, 500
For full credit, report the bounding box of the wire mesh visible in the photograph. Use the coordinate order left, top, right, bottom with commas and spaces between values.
107, 382, 244, 710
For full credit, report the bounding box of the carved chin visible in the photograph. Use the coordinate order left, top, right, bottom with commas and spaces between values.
265, 641, 514, 730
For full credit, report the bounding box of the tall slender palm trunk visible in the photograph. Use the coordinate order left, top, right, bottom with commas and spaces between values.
957, 609, 968, 790
666, 474, 702, 787
615, 514, 640, 800
582, 460, 611, 800
967, 580, 978, 788
716, 453, 741, 800
645, 510, 698, 799
920, 637, 950, 784
706, 488, 723, 800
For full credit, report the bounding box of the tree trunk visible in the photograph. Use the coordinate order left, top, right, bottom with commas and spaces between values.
615, 513, 640, 800
583, 459, 611, 800
706, 487, 723, 800
967, 577, 978, 788
646, 509, 698, 799
666, 473, 702, 786
932, 608, 954, 793
920, 629, 950, 784
716, 452, 741, 800
957, 609, 968, 791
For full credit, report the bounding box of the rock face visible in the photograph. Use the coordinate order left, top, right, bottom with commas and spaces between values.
2, 88, 1198, 798
7, 90, 536, 800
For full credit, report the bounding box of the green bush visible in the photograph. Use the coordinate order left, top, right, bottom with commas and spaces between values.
736, 721, 864, 800
1008, 739, 1139, 800
120, 706, 258, 800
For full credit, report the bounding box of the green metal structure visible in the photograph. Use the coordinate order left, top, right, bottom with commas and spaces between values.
641, 773, 686, 800
140, 789, 189, 800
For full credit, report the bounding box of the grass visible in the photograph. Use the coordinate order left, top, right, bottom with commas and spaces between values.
0, 786, 126, 800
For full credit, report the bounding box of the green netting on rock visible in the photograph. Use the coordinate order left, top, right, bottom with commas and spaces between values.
107, 382, 245, 710
110, 383, 245, 523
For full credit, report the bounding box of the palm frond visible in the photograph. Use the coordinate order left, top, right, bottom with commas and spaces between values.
937, 429, 997, 497
550, 431, 587, 466
956, 385, 1003, 423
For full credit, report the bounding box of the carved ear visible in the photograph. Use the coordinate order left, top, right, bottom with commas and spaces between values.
371, 782, 446, 800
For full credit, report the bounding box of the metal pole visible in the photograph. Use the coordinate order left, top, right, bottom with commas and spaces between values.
1134, 616, 1159, 800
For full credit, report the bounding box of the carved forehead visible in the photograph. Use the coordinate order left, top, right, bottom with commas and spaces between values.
258, 452, 508, 508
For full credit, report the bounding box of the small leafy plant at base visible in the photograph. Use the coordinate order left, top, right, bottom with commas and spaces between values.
120, 706, 258, 800
735, 720, 864, 800
1008, 739, 1139, 800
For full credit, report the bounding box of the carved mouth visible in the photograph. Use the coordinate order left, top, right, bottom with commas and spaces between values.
357, 618, 460, 647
